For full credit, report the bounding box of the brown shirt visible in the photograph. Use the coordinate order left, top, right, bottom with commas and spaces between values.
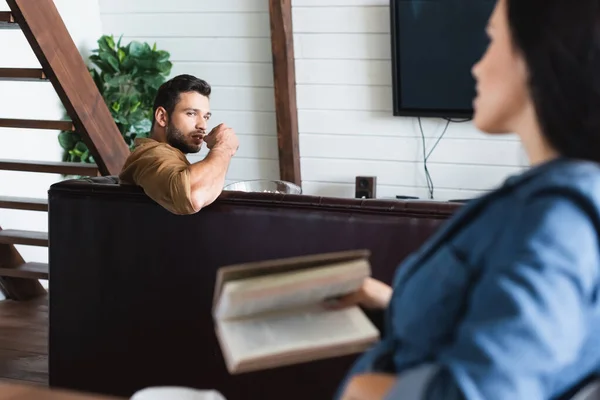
119, 138, 196, 215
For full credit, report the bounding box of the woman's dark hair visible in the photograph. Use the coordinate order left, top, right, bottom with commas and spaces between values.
507, 0, 600, 162
152, 74, 211, 129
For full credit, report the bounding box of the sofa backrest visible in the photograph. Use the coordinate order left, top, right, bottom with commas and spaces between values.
48, 177, 460, 400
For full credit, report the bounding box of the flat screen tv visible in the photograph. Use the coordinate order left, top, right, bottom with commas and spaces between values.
390, 0, 496, 118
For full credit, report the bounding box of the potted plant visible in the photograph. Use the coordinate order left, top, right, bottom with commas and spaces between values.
58, 34, 173, 163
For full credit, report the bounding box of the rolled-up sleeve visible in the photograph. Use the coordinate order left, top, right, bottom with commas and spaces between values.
384, 193, 599, 400
128, 152, 196, 215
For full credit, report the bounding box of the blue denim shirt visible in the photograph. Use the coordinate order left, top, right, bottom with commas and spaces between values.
336, 158, 600, 400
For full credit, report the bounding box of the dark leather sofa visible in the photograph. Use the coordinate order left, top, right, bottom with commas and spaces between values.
47, 177, 460, 400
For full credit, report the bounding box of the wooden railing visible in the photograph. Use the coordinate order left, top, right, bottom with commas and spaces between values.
0, 0, 129, 300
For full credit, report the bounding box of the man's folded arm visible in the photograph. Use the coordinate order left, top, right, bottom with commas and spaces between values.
129, 147, 233, 214
125, 144, 233, 215
187, 146, 233, 211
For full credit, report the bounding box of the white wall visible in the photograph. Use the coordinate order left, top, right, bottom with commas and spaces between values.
98, 0, 527, 201
98, 0, 280, 187
0, 0, 104, 269
292, 0, 528, 200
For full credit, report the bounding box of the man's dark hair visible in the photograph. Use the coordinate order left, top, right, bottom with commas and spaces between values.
507, 0, 600, 162
152, 74, 211, 129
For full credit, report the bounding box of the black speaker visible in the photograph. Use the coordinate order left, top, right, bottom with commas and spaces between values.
355, 176, 377, 199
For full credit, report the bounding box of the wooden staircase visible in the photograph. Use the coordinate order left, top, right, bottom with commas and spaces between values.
0, 0, 129, 300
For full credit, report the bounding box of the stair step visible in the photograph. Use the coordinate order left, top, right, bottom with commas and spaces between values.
0, 12, 18, 29
0, 196, 47, 211
0, 262, 48, 280
0, 230, 48, 247
0, 118, 73, 131
0, 159, 97, 176
0, 68, 47, 81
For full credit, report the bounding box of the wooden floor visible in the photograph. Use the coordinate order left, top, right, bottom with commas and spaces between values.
0, 294, 48, 386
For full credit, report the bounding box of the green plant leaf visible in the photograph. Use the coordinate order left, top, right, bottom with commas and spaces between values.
89, 55, 112, 72
138, 57, 157, 70
99, 51, 119, 73
121, 55, 135, 70
105, 74, 132, 86
134, 118, 152, 133
118, 48, 126, 63
104, 90, 120, 103
157, 61, 172, 75
69, 148, 82, 157
105, 35, 115, 49
75, 141, 88, 153
98, 36, 115, 56
97, 41, 109, 55
156, 50, 170, 63
114, 114, 127, 124
130, 101, 141, 113
107, 55, 119, 72
142, 74, 165, 89
58, 131, 78, 150
128, 41, 144, 57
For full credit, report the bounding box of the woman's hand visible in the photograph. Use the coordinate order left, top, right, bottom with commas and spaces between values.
340, 373, 397, 400
325, 278, 393, 310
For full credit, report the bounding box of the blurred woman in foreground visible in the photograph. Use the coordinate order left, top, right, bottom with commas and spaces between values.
336, 0, 600, 398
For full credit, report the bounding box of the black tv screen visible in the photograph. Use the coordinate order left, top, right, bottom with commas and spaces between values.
390, 0, 495, 118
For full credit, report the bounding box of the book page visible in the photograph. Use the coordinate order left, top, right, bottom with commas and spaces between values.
217, 305, 379, 368
214, 259, 369, 320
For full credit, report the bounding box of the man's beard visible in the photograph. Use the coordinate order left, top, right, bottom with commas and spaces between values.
165, 122, 202, 154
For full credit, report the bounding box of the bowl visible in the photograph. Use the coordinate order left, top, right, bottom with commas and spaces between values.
223, 179, 302, 194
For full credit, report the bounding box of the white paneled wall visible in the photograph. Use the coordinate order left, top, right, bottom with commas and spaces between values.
99, 0, 279, 185
292, 0, 527, 200
98, 0, 528, 200
0, 0, 103, 271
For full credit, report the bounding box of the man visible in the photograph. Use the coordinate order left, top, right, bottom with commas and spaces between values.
119, 74, 239, 215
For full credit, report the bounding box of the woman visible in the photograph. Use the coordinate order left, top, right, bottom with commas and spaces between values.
335, 0, 600, 399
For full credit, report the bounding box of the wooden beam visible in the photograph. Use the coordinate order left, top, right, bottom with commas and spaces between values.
0, 226, 45, 301
0, 159, 97, 176
7, 0, 130, 176
0, 230, 48, 247
0, 196, 48, 212
0, 68, 47, 81
0, 262, 48, 280
0, 118, 73, 131
0, 11, 18, 29
0, 11, 14, 23
269, 0, 301, 186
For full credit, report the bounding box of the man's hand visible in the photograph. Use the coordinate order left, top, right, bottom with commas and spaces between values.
340, 373, 397, 400
204, 123, 239, 156
324, 278, 393, 310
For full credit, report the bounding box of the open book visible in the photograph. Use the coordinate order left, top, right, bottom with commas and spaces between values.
212, 250, 380, 374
